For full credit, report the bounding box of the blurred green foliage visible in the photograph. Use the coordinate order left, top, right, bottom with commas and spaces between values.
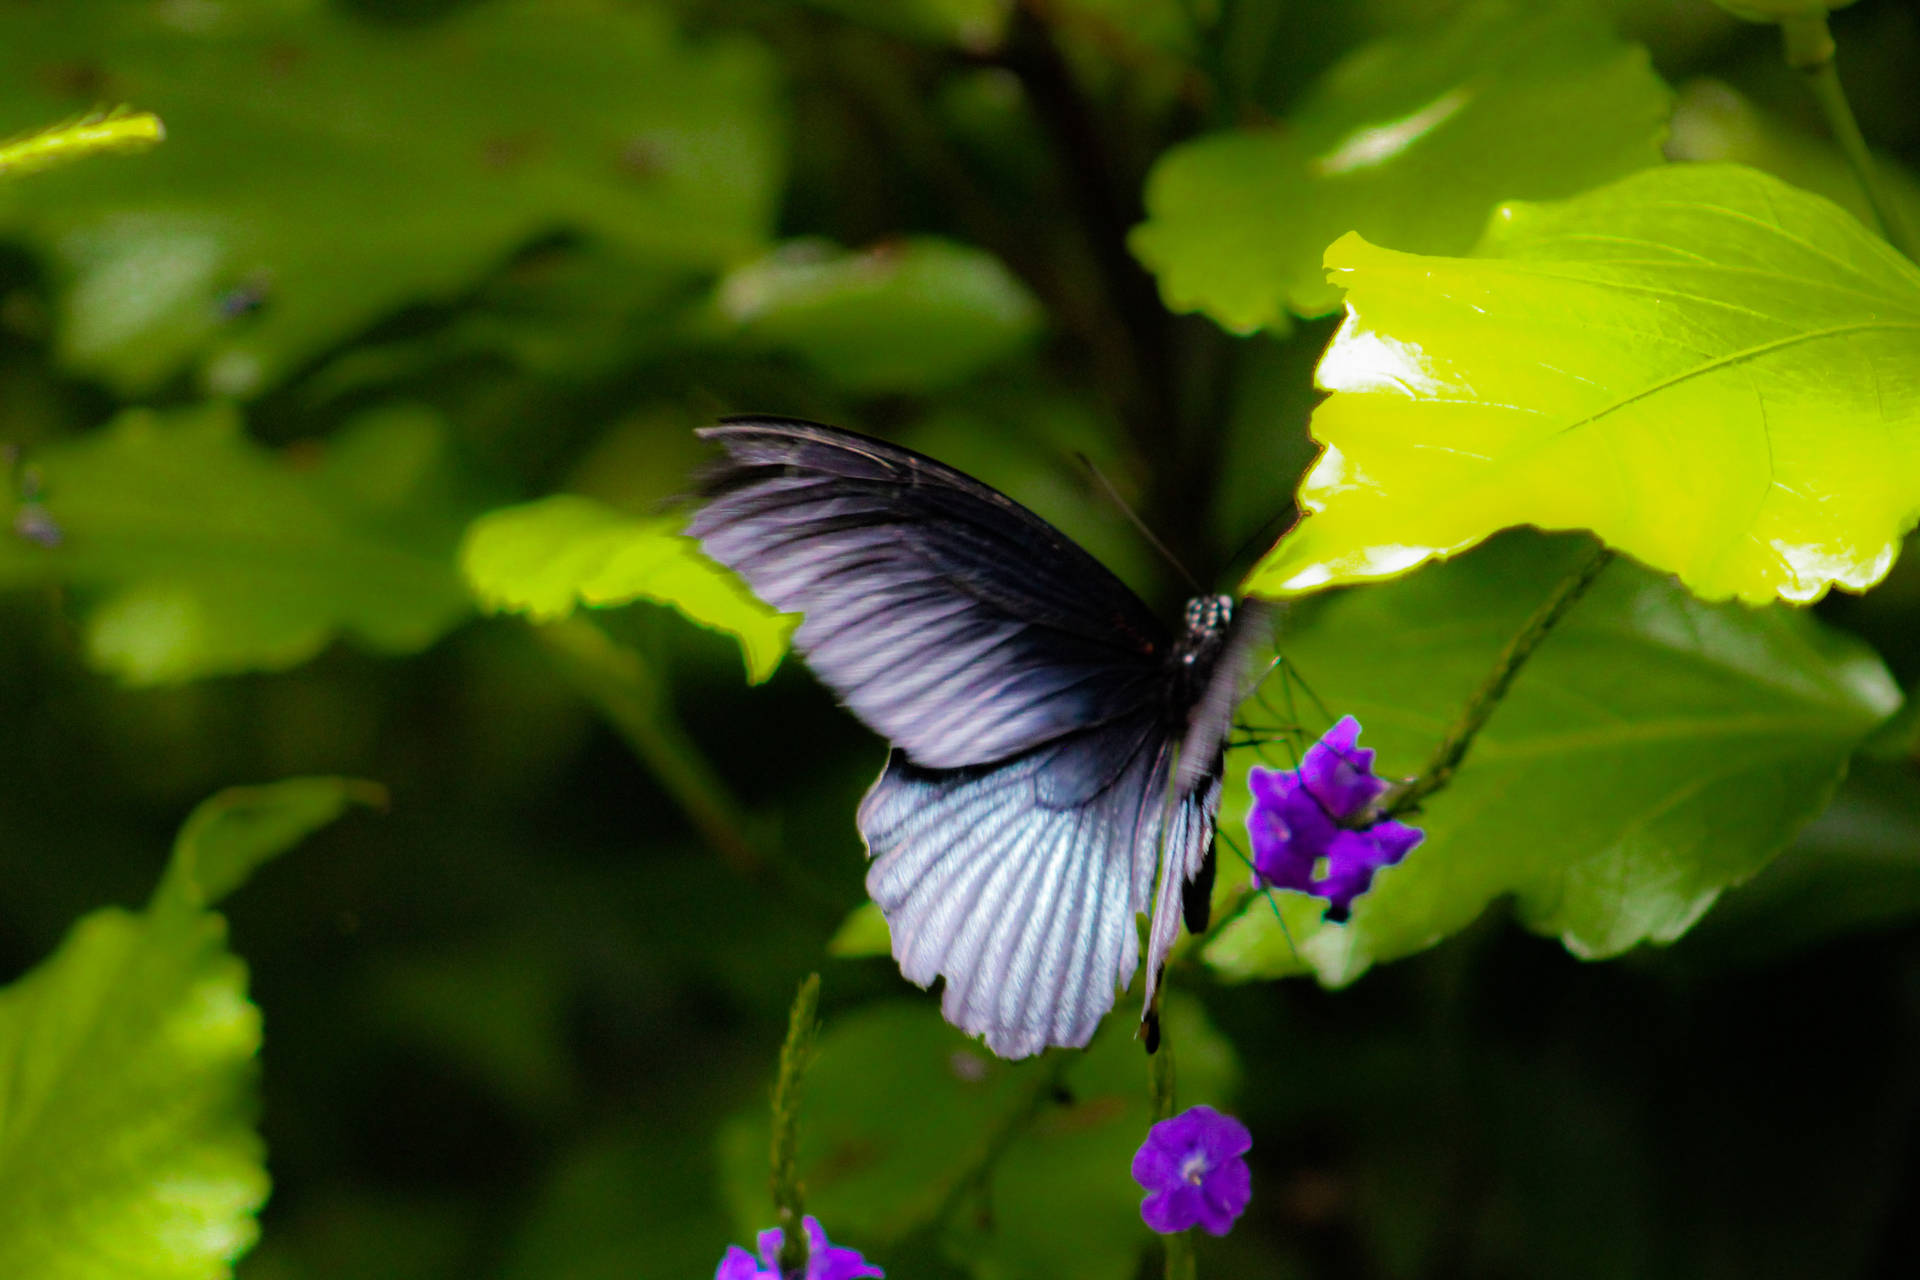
1131, 0, 1672, 331
0, 1, 1918, 1279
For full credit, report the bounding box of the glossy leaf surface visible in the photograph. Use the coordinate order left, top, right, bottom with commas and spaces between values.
461, 495, 795, 683
1249, 164, 1920, 604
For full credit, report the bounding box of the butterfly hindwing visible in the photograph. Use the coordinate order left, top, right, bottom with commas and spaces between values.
688, 419, 1170, 770
858, 719, 1171, 1059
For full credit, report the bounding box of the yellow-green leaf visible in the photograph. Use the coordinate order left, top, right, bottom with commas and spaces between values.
0, 778, 369, 1279
0, 107, 164, 178
1247, 163, 1920, 605
460, 495, 795, 683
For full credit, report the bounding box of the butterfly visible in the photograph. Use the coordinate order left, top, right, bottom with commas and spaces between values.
689, 418, 1271, 1059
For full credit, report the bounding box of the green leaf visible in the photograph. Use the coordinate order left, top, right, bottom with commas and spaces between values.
158, 777, 386, 912
0, 777, 368, 1279
1210, 534, 1900, 985
0, 402, 472, 684
1667, 78, 1920, 240
1247, 163, 1920, 605
460, 494, 795, 684
1129, 0, 1669, 333
1670, 756, 1920, 970
715, 237, 1043, 392
0, 0, 782, 397
719, 998, 1236, 1280
825, 902, 892, 958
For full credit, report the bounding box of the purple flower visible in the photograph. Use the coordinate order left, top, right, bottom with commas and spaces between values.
1132, 1105, 1252, 1236
1247, 716, 1422, 922
12, 505, 61, 548
714, 1216, 882, 1280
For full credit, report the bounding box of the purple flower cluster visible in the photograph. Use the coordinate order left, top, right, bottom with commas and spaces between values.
1247, 716, 1422, 921
715, 1216, 882, 1280
1132, 1105, 1253, 1236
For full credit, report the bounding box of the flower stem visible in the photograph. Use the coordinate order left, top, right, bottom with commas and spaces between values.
1382, 544, 1614, 821
771, 974, 822, 1279
1778, 13, 1915, 259
1150, 1035, 1198, 1279
1150, 1033, 1177, 1121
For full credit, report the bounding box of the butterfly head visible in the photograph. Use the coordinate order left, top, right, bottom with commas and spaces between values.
1176, 594, 1233, 665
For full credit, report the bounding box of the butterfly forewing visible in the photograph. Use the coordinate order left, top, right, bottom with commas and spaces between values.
689, 420, 1169, 771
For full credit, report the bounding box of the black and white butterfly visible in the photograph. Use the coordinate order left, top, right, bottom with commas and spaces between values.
689, 419, 1270, 1059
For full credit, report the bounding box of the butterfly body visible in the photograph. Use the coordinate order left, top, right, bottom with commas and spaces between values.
690, 419, 1267, 1058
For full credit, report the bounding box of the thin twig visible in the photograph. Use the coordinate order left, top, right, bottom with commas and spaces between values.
1379, 545, 1615, 821
1779, 13, 1915, 259
1149, 1036, 1197, 1279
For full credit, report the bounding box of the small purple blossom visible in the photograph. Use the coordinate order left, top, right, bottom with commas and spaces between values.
12, 504, 60, 548
1247, 716, 1422, 922
1132, 1105, 1252, 1236
715, 1216, 882, 1280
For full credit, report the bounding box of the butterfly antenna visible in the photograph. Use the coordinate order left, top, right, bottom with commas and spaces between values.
1247, 658, 1358, 829
1279, 654, 1335, 727
1216, 829, 1301, 964
1220, 504, 1299, 582
1072, 451, 1203, 594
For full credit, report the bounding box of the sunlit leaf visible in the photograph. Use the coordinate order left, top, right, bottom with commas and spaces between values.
0, 0, 782, 397
1248, 163, 1920, 604
1209, 534, 1900, 986
0, 107, 164, 178
0, 778, 367, 1279
715, 237, 1043, 392
460, 494, 795, 684
1130, 0, 1669, 333
0, 403, 472, 684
